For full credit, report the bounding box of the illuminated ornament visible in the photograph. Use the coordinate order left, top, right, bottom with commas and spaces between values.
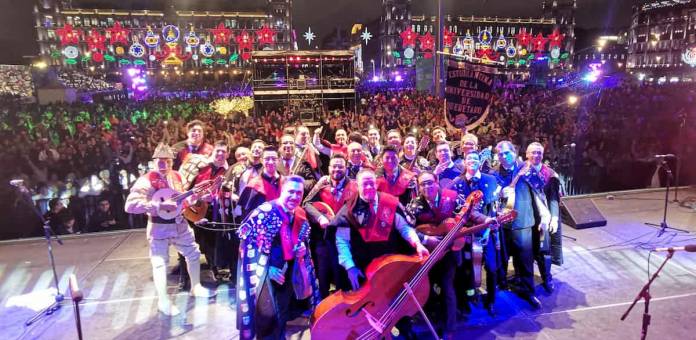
495, 33, 507, 50
478, 30, 492, 45
515, 29, 532, 47
209, 23, 232, 45
519, 48, 528, 57
200, 42, 215, 57
404, 47, 414, 59
144, 28, 159, 48
62, 46, 79, 59
92, 51, 104, 63
683, 46, 696, 67
115, 46, 125, 55
155, 44, 191, 65
477, 46, 494, 60
256, 25, 276, 45
531, 33, 548, 52
129, 42, 145, 58
87, 29, 106, 52
217, 46, 228, 55
149, 54, 156, 61
462, 31, 474, 51
56, 23, 80, 46
192, 54, 199, 61
547, 28, 565, 50
550, 47, 561, 59
186, 30, 200, 47
303, 27, 316, 45
162, 25, 180, 44
360, 28, 372, 45
419, 32, 435, 59
236, 30, 253, 50
107, 22, 130, 45
443, 29, 455, 47
453, 38, 464, 55
505, 43, 517, 58
400, 26, 417, 48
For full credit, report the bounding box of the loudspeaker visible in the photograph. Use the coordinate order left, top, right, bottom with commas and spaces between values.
561, 197, 607, 229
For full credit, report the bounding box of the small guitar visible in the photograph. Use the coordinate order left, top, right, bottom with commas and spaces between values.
152, 176, 222, 221
406, 134, 431, 172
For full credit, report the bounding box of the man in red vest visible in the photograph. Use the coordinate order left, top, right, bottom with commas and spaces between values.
376, 145, 417, 205
238, 146, 282, 220
303, 153, 357, 296
236, 176, 320, 340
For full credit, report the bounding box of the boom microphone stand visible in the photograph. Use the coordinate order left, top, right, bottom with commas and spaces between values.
643, 158, 689, 237
10, 180, 67, 326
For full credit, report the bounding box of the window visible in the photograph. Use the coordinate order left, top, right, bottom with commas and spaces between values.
416, 24, 420, 33
66, 16, 73, 26
83, 17, 90, 27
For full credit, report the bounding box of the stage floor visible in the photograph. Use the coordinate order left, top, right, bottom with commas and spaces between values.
1, 188, 696, 340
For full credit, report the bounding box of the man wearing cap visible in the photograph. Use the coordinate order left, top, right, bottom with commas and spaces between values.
125, 143, 215, 316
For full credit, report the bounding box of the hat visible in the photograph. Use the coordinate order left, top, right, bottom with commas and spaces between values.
152, 143, 175, 159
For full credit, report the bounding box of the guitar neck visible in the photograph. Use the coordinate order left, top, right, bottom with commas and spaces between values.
172, 190, 195, 203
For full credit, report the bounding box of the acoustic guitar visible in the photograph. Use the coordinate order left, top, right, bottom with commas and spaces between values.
152, 176, 222, 221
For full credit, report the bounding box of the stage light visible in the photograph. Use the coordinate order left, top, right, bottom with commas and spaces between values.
395, 75, 403, 82
126, 68, 138, 77
567, 95, 578, 105
33, 61, 47, 69
372, 75, 379, 82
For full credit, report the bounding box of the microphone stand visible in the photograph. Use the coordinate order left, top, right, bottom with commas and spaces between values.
11, 183, 67, 326
620, 249, 674, 340
673, 110, 686, 202
643, 159, 689, 236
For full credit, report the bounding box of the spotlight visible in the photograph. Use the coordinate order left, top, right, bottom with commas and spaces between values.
567, 95, 578, 105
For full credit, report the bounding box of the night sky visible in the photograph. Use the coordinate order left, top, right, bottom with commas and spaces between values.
0, 0, 634, 64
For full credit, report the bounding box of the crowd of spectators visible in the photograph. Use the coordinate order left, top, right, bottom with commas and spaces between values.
0, 78, 694, 240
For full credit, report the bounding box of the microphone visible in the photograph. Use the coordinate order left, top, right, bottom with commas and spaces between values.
9, 179, 24, 187
653, 244, 696, 252
654, 154, 676, 158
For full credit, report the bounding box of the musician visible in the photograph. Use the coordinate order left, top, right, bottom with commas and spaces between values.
454, 133, 492, 174
124, 143, 215, 316
433, 142, 462, 188
236, 175, 320, 340
238, 140, 266, 195
366, 127, 382, 160
376, 145, 417, 205
490, 141, 542, 309
426, 126, 448, 163
238, 146, 282, 220
449, 151, 501, 315
172, 120, 213, 171
294, 124, 320, 174
407, 171, 494, 334
525, 142, 563, 293
346, 142, 374, 180
303, 153, 357, 297
313, 127, 348, 157
386, 129, 403, 152
277, 134, 318, 191
400, 134, 430, 173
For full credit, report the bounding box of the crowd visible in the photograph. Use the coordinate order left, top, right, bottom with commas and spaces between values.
0, 78, 694, 240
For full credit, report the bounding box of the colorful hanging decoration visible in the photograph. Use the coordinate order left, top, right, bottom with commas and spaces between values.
547, 28, 565, 50
505, 43, 517, 58
443, 29, 455, 47
463, 31, 474, 51
550, 47, 561, 59
114, 46, 125, 56
303, 27, 316, 45
200, 41, 215, 57
87, 29, 106, 52
495, 33, 507, 50
453, 38, 464, 55
478, 30, 492, 46
360, 28, 372, 45
209, 23, 232, 45
107, 22, 130, 45
419, 32, 435, 59
515, 29, 532, 47
162, 25, 180, 44
92, 51, 104, 63
56, 23, 80, 46
144, 27, 160, 48
531, 33, 548, 52
185, 30, 200, 47
256, 25, 276, 45
236, 30, 253, 50
682, 46, 696, 67
400, 26, 417, 48
129, 41, 145, 58
217, 46, 228, 55
62, 46, 79, 59
155, 44, 191, 65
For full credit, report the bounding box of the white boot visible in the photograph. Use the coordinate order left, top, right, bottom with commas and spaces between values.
157, 297, 181, 316
187, 255, 217, 298
152, 255, 181, 316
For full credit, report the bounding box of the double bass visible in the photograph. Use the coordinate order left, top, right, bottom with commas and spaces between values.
311, 191, 516, 339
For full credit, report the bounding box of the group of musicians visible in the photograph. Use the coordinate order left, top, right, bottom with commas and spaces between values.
125, 119, 564, 339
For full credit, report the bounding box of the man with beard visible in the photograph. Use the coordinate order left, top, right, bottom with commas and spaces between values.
236, 176, 320, 340
400, 134, 430, 173
125, 143, 215, 316
303, 153, 357, 296
449, 151, 501, 316
333, 169, 429, 339
239, 146, 282, 220
346, 142, 374, 180
238, 140, 266, 195
407, 171, 495, 336
277, 134, 318, 191
376, 145, 417, 205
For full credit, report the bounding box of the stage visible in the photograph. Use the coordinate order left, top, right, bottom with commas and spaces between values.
1, 188, 695, 340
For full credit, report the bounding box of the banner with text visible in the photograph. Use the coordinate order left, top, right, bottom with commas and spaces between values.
444, 58, 497, 130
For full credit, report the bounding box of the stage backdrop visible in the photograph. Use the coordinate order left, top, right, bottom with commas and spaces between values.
444, 58, 497, 130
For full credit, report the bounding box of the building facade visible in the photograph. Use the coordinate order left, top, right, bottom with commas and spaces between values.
627, 0, 696, 80
33, 0, 293, 70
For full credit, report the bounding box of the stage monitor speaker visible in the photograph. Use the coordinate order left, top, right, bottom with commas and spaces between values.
561, 197, 607, 229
